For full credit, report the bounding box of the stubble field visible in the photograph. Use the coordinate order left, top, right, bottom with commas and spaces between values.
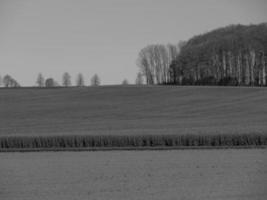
0, 149, 266, 200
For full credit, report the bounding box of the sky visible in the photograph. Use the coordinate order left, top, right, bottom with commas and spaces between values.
0, 0, 266, 86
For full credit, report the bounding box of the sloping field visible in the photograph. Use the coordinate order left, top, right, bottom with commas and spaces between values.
0, 86, 267, 137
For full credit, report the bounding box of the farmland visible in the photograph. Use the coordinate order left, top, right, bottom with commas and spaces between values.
0, 149, 266, 200
1, 86, 267, 137
0, 86, 267, 150
0, 86, 267, 199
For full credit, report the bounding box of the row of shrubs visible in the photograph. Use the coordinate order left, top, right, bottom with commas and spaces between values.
0, 134, 266, 149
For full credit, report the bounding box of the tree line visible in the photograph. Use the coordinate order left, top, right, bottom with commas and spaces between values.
0, 72, 145, 88
137, 23, 267, 86
37, 73, 104, 87
35, 73, 102, 87
0, 73, 101, 88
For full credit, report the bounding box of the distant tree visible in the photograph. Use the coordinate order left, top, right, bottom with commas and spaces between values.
45, 78, 56, 87
76, 73, 85, 87
135, 72, 144, 85
2, 75, 10, 87
62, 72, 71, 87
3, 75, 20, 87
36, 73, 45, 87
91, 74, 100, 86
0, 75, 2, 87
122, 79, 129, 85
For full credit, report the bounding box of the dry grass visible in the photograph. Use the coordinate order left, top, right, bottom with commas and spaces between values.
0, 134, 266, 151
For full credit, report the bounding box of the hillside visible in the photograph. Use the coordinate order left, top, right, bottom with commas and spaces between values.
0, 86, 267, 137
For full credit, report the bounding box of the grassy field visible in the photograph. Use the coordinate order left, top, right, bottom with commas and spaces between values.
0, 85, 267, 137
0, 149, 266, 200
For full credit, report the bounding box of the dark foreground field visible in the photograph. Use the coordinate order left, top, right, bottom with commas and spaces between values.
0, 149, 266, 200
1, 86, 267, 136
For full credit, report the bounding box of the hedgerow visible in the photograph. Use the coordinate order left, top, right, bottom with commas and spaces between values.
0, 134, 266, 150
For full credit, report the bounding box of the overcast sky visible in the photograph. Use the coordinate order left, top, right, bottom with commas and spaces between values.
0, 0, 266, 86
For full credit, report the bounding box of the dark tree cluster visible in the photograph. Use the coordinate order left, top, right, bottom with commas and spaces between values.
170, 23, 267, 86
0, 75, 20, 88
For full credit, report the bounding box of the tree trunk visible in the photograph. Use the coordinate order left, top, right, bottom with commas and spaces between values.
222, 51, 226, 78
249, 49, 256, 86
227, 51, 233, 77
236, 52, 242, 85
244, 53, 250, 85
262, 52, 266, 86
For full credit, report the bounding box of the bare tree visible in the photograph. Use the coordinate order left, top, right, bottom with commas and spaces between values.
76, 73, 85, 87
135, 72, 144, 85
62, 72, 71, 87
91, 74, 100, 86
137, 44, 180, 85
137, 46, 154, 84
36, 73, 45, 87
122, 79, 129, 85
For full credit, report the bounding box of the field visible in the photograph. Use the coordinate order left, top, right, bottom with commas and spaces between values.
1, 85, 267, 150
1, 86, 266, 199
0, 149, 266, 200
1, 86, 267, 137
